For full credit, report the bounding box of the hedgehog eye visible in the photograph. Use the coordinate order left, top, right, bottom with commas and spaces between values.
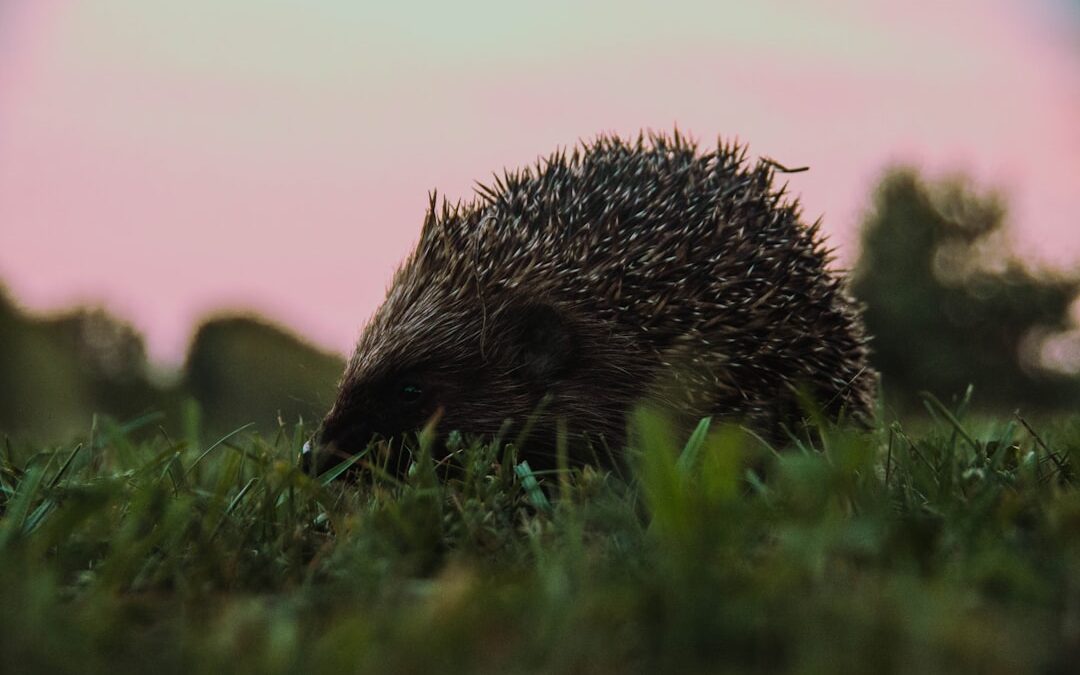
399, 383, 423, 404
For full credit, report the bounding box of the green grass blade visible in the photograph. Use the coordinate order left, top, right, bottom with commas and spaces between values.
676, 417, 712, 474
515, 460, 552, 512
186, 422, 256, 476
0, 463, 47, 548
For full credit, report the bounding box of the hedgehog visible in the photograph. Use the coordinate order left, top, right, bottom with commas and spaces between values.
306, 131, 877, 476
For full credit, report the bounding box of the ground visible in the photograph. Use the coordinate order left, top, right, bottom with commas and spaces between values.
1, 401, 1077, 674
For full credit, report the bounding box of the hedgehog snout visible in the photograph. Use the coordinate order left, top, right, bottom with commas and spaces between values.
302, 435, 354, 478
304, 403, 370, 477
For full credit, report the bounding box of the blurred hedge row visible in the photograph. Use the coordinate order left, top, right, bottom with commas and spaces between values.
1, 167, 1077, 443
0, 297, 343, 443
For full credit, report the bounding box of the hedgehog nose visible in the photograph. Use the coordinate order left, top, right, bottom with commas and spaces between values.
300, 439, 314, 475
302, 437, 352, 478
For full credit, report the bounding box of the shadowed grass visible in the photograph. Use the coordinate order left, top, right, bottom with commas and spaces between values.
1, 401, 1078, 674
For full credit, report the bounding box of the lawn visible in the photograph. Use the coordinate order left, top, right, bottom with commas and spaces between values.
1, 399, 1077, 674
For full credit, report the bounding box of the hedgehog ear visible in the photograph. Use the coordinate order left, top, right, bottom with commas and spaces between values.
505, 302, 577, 384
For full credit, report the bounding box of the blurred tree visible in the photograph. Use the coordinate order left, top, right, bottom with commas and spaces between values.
850, 168, 1080, 412
184, 315, 344, 437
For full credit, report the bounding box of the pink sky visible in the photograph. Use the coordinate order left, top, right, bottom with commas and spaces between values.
1, 0, 1078, 365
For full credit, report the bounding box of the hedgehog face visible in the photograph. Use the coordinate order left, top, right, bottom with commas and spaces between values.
312, 364, 454, 476
309, 297, 580, 477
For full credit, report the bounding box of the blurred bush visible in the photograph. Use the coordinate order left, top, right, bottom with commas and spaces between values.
850, 168, 1080, 412
0, 288, 160, 441
0, 287, 343, 443
183, 315, 344, 437
4, 167, 1079, 442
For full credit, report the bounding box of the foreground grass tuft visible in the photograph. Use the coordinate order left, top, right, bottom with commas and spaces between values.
1, 406, 1078, 674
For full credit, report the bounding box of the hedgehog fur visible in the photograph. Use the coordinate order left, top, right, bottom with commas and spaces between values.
311, 131, 877, 474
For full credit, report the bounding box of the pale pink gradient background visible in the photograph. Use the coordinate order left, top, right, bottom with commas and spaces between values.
1, 1, 1077, 365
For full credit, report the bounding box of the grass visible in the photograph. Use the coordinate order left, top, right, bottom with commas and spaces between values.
1, 402, 1078, 674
